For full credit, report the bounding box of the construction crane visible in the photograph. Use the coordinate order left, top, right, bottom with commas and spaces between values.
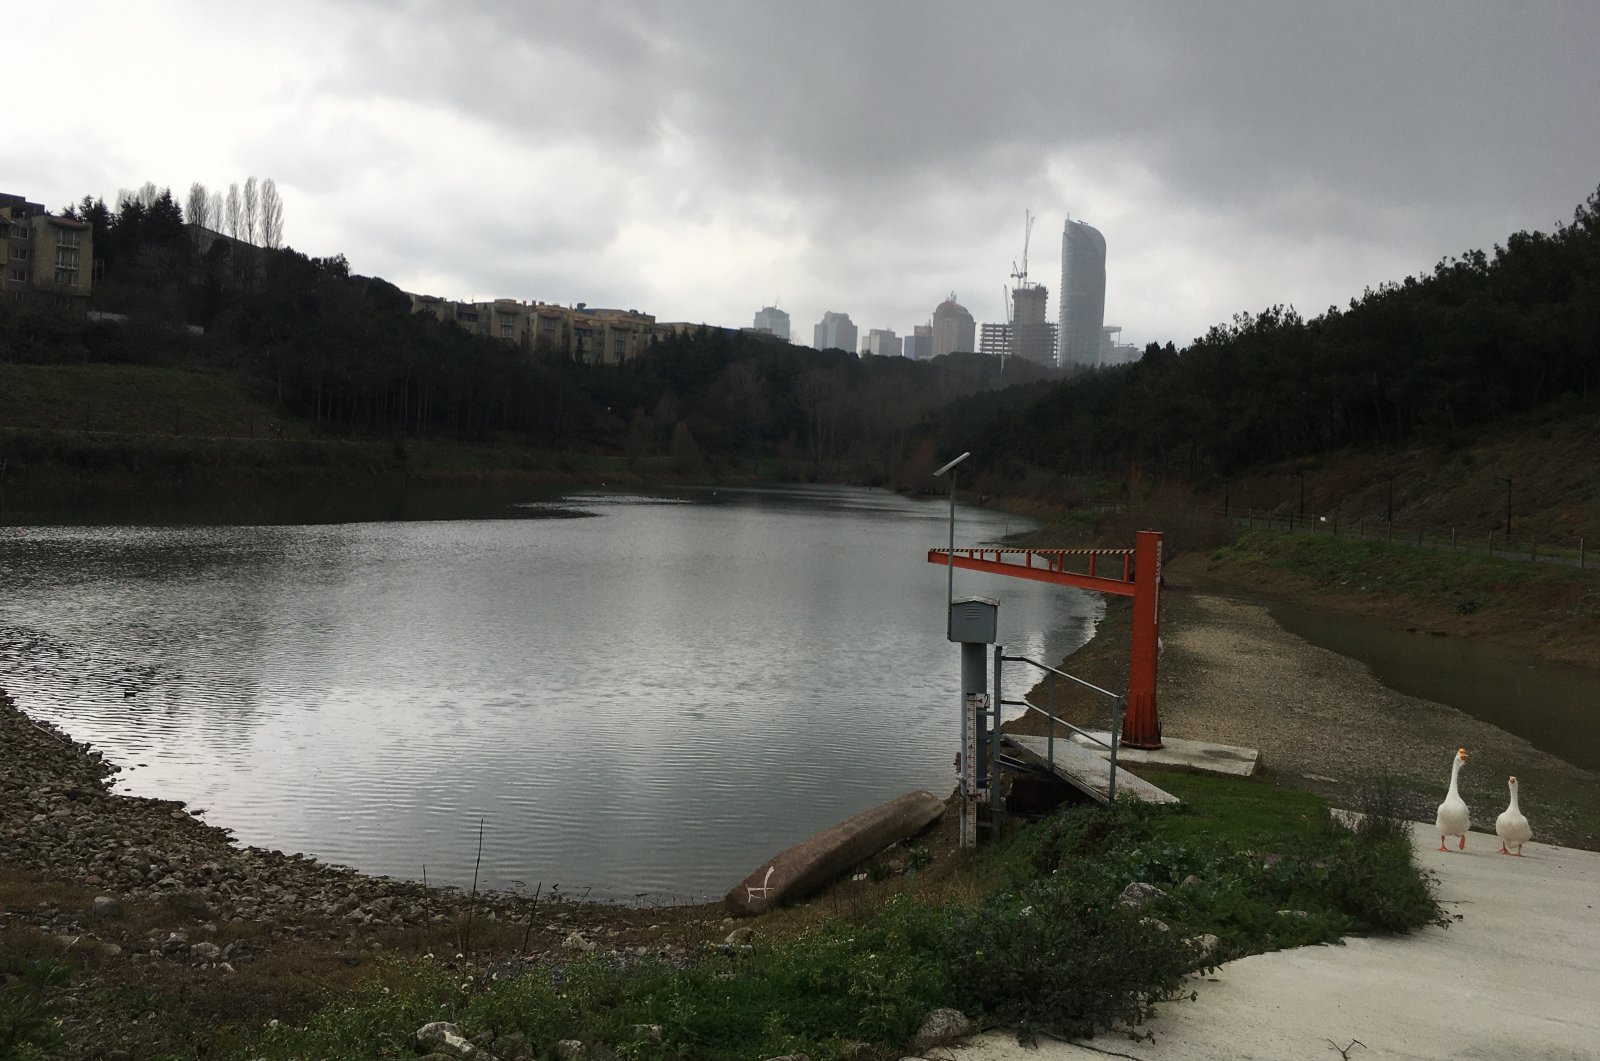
1010, 209, 1036, 290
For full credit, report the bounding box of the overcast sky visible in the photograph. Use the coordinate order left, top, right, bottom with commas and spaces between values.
12, 1, 1599, 348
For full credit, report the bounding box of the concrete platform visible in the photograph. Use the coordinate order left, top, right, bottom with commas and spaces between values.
1002, 734, 1179, 805
1066, 730, 1261, 778
945, 823, 1600, 1060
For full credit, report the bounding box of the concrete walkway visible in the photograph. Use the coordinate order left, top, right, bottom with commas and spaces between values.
944, 824, 1600, 1060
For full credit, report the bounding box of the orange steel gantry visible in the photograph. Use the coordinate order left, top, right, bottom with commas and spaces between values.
928, 529, 1165, 749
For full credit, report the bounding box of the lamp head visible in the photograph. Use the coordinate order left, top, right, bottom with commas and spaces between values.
934, 451, 972, 478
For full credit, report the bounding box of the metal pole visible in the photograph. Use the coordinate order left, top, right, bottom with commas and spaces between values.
1581, 537, 1586, 569
991, 645, 1003, 842
946, 473, 956, 633
1046, 677, 1055, 769
1108, 696, 1123, 806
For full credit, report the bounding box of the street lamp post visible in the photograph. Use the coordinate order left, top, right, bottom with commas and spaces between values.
1496, 476, 1512, 537
1298, 471, 1306, 519
1379, 473, 1395, 523
934, 452, 972, 634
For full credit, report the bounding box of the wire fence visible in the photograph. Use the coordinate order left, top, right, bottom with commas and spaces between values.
1224, 508, 1589, 569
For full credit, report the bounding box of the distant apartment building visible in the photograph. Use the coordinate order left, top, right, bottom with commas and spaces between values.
1010, 283, 1057, 366
908, 323, 933, 360
752, 305, 790, 341
931, 294, 976, 357
408, 293, 655, 364
865, 328, 902, 357
1059, 219, 1107, 369
1099, 325, 1141, 367
813, 310, 858, 352
979, 322, 1010, 359
2, 193, 94, 304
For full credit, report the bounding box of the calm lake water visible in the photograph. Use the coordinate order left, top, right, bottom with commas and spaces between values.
0, 486, 1100, 900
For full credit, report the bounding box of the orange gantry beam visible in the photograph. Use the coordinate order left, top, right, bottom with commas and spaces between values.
928, 531, 1165, 749
925, 546, 1137, 597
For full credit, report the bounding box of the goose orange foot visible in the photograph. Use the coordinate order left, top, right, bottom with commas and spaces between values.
1459, 836, 1466, 850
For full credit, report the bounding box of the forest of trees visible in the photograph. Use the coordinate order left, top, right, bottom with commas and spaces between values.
4, 182, 1597, 491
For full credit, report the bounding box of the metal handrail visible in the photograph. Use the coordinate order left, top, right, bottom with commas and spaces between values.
1001, 699, 1108, 749
998, 652, 1125, 805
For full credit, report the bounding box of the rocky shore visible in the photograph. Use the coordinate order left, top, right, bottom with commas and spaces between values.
0, 685, 735, 1058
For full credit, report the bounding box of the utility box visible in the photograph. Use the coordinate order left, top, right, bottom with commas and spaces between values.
948, 595, 999, 644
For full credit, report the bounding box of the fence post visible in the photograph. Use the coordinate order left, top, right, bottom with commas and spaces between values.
1451, 527, 1457, 553
1387, 521, 1393, 544
1581, 538, 1586, 569
1489, 531, 1494, 556
1531, 536, 1536, 561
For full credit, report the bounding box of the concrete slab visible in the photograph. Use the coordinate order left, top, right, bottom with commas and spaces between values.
945, 822, 1600, 1060
1065, 729, 1261, 778
1002, 735, 1179, 805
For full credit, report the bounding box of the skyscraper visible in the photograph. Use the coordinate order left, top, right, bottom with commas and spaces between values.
753, 305, 790, 341
865, 328, 902, 357
1059, 219, 1106, 369
1010, 283, 1057, 366
813, 310, 857, 352
931, 294, 976, 357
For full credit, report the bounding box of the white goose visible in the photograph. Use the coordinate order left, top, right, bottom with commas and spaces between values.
1435, 747, 1470, 852
1496, 775, 1533, 856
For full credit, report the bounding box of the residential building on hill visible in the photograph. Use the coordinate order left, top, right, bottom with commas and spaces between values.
407, 293, 656, 364
2, 192, 94, 303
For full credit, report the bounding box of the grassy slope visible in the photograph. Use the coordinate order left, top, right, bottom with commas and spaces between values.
0, 363, 280, 437
1178, 529, 1600, 668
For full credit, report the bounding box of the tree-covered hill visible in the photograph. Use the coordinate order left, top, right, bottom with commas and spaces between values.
929, 185, 1600, 486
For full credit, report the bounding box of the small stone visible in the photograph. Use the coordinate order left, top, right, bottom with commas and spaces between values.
90, 896, 124, 920
724, 926, 754, 944
189, 941, 224, 961
1189, 933, 1222, 962
632, 1024, 663, 1044
1139, 917, 1170, 933
555, 1041, 586, 1061
1179, 874, 1202, 890
910, 1008, 976, 1051
1118, 881, 1164, 910
416, 1021, 483, 1059
1277, 909, 1310, 918
562, 930, 596, 953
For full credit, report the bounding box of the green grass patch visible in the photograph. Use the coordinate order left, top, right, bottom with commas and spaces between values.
236, 776, 1443, 1059
1211, 529, 1552, 606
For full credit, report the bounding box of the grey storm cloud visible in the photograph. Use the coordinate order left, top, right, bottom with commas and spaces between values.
14, 0, 1600, 346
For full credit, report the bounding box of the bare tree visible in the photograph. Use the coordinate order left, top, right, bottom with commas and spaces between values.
185, 182, 211, 228
225, 183, 242, 241
137, 181, 160, 208
242, 176, 259, 245
209, 190, 224, 232
259, 178, 284, 249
